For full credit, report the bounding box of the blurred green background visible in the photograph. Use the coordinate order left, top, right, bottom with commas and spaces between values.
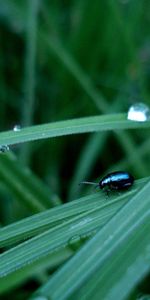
0, 1, 150, 299
0, 0, 150, 218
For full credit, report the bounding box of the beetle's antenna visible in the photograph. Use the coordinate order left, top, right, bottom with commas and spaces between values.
79, 181, 98, 186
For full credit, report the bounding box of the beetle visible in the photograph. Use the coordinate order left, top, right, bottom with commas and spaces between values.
80, 171, 134, 193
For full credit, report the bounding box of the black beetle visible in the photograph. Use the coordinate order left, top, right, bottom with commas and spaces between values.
80, 171, 134, 193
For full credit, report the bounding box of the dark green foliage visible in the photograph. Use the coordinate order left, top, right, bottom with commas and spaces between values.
0, 0, 150, 299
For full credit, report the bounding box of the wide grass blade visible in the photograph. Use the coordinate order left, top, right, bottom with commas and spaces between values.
0, 179, 147, 295
0, 191, 126, 248
0, 179, 145, 293
32, 180, 150, 300
0, 191, 103, 248
0, 178, 146, 248
0, 247, 74, 295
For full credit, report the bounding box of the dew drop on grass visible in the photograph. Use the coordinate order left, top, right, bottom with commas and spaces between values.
13, 125, 21, 132
127, 103, 150, 122
70, 218, 92, 230
68, 235, 81, 251
68, 234, 89, 251
0, 145, 10, 153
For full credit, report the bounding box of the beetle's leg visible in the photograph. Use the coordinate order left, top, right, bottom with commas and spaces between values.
105, 188, 111, 197
94, 184, 100, 190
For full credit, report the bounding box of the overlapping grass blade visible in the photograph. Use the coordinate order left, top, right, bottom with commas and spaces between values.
0, 246, 74, 295
31, 180, 150, 300
0, 191, 103, 248
0, 178, 146, 248
0, 179, 147, 294
0, 207, 109, 281
0, 185, 139, 293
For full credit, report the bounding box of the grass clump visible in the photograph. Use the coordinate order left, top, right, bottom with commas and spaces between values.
0, 1, 150, 299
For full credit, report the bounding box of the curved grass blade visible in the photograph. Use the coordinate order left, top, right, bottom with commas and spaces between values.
0, 114, 150, 147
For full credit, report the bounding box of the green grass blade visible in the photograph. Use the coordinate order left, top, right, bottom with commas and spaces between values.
68, 132, 107, 200
41, 31, 107, 112
22, 0, 39, 127
42, 20, 149, 179
20, 0, 40, 165
0, 178, 146, 248
116, 131, 148, 177
108, 138, 150, 177
33, 180, 150, 300
0, 247, 74, 294
68, 99, 124, 200
0, 191, 103, 248
0, 114, 149, 147
0, 209, 105, 280
0, 153, 60, 212
77, 214, 150, 300
0, 189, 128, 294
0, 179, 143, 286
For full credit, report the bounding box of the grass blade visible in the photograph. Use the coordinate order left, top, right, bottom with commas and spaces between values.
0, 114, 149, 147
32, 180, 150, 300
20, 0, 40, 165
1, 179, 144, 291
0, 153, 60, 212
0, 178, 146, 248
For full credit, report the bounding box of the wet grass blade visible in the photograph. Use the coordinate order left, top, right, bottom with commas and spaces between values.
32, 180, 150, 300
0, 178, 146, 248
0, 179, 147, 294
0, 114, 150, 147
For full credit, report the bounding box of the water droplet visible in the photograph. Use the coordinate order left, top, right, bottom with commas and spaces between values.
13, 125, 21, 132
68, 235, 81, 251
127, 103, 150, 122
70, 218, 92, 230
0, 145, 10, 153
41, 132, 46, 138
